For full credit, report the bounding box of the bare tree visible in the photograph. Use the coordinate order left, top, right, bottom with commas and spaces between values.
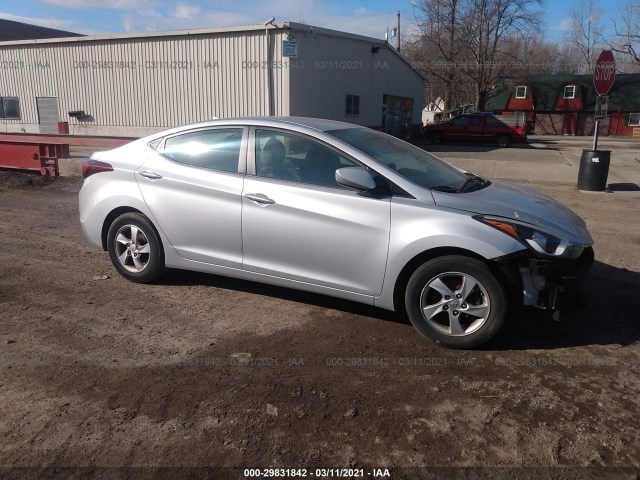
609, 0, 640, 66
459, 0, 543, 110
501, 35, 583, 75
566, 0, 603, 74
412, 0, 470, 110
412, 0, 543, 111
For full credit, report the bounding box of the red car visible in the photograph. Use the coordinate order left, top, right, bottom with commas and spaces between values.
424, 113, 527, 147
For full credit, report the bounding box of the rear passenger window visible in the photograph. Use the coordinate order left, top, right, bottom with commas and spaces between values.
162, 128, 243, 173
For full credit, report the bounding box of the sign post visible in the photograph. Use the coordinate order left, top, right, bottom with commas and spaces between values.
577, 50, 616, 191
592, 50, 616, 149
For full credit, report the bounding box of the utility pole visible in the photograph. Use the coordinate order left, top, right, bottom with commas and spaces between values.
397, 11, 401, 52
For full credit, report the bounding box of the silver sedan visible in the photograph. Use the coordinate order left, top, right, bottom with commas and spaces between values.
79, 117, 594, 348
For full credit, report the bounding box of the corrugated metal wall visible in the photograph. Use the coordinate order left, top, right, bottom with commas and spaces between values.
288, 30, 424, 128
0, 29, 290, 136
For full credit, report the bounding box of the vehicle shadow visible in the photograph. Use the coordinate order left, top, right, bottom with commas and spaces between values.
489, 260, 640, 350
412, 138, 558, 153
161, 269, 406, 325
161, 260, 639, 349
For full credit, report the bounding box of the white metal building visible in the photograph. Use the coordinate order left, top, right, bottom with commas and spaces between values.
0, 22, 424, 138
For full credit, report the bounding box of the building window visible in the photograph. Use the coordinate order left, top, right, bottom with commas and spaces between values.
346, 94, 360, 116
515, 86, 527, 99
629, 113, 640, 126
0, 97, 20, 119
563, 85, 576, 99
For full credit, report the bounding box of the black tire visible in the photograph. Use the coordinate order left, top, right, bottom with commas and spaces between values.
405, 255, 507, 348
107, 212, 165, 283
496, 134, 511, 148
429, 132, 443, 145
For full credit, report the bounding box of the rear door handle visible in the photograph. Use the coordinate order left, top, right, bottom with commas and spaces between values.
139, 170, 163, 180
244, 193, 275, 205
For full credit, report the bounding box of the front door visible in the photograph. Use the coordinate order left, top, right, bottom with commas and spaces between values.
445, 115, 469, 141
241, 128, 391, 295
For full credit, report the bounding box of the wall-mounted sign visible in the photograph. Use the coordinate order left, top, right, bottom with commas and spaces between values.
283, 40, 298, 58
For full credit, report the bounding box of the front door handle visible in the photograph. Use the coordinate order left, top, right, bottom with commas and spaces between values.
139, 170, 163, 180
244, 193, 276, 205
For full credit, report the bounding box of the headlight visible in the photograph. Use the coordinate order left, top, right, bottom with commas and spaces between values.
476, 217, 584, 260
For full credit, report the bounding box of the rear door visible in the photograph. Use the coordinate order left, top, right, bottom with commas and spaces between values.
466, 115, 485, 141
241, 128, 391, 295
136, 127, 247, 268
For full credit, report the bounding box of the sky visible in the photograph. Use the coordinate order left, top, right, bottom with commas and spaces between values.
0, 0, 628, 42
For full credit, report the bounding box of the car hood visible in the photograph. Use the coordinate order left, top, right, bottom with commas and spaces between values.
431, 179, 593, 245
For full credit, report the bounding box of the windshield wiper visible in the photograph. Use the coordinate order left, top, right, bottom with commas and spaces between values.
430, 185, 460, 193
460, 175, 487, 192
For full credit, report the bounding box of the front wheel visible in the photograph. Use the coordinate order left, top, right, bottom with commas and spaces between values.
405, 256, 507, 348
107, 212, 165, 283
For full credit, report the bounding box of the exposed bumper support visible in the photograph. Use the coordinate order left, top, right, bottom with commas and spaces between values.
519, 247, 594, 310
492, 247, 594, 313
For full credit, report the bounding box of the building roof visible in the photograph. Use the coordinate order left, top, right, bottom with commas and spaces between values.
0, 21, 388, 46
492, 74, 640, 111
0, 18, 82, 41
0, 20, 425, 80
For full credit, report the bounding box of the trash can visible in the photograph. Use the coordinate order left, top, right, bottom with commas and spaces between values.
577, 150, 611, 191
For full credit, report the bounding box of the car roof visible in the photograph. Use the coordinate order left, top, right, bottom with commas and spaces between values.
180, 116, 365, 133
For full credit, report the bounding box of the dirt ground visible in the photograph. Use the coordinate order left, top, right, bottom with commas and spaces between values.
0, 168, 639, 480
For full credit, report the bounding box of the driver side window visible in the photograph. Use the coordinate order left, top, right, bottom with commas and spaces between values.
450, 117, 467, 126
255, 129, 358, 188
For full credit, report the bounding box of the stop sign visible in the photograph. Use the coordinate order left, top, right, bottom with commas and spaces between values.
593, 50, 616, 95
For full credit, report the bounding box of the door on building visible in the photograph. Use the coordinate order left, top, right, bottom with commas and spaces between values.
382, 95, 414, 138
36, 97, 60, 134
563, 112, 579, 136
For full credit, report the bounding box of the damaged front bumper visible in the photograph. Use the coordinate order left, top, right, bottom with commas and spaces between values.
494, 247, 595, 312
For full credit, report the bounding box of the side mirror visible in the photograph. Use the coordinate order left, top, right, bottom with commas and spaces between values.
335, 167, 376, 191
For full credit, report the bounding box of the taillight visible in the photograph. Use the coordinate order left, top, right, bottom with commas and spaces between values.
82, 160, 113, 179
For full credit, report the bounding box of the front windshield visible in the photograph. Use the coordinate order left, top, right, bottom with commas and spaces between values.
328, 127, 470, 191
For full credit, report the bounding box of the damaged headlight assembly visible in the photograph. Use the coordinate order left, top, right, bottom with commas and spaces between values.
475, 216, 585, 260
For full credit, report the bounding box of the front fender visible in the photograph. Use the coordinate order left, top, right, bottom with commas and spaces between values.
375, 197, 525, 311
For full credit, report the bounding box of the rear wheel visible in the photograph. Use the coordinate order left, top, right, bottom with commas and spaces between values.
405, 256, 507, 348
429, 132, 443, 144
496, 134, 511, 148
107, 212, 165, 283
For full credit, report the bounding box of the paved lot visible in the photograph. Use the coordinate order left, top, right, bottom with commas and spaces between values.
0, 136, 639, 479
424, 135, 640, 188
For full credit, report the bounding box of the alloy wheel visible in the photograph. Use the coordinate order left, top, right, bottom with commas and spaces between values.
114, 224, 151, 273
420, 272, 491, 336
